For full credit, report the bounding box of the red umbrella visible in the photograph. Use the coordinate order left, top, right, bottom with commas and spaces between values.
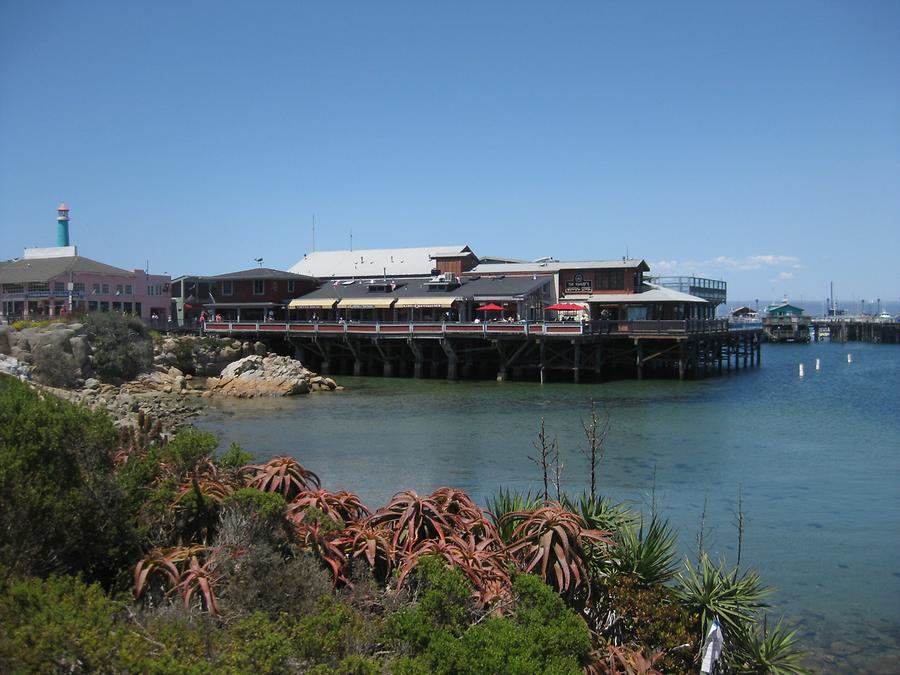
476, 303, 504, 311
546, 302, 586, 311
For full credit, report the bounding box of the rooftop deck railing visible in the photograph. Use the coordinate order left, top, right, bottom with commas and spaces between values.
200, 318, 752, 338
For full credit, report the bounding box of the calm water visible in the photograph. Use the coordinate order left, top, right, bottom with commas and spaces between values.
197, 341, 900, 673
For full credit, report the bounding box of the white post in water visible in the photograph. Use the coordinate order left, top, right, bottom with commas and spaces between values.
799, 363, 804, 377
847, 353, 853, 364
815, 358, 820, 371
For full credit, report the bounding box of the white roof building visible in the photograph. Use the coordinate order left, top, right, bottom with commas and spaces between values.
288, 245, 476, 279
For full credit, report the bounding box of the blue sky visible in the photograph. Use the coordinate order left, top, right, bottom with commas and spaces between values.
1, 1, 898, 304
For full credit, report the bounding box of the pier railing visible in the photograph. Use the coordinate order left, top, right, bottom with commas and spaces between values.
201, 318, 747, 338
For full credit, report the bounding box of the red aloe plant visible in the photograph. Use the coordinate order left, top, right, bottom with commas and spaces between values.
245, 456, 320, 501
504, 502, 613, 595
175, 477, 235, 505
368, 490, 461, 553
294, 520, 349, 585
175, 553, 223, 616
134, 545, 206, 600
335, 522, 396, 580
288, 489, 370, 525
585, 645, 664, 675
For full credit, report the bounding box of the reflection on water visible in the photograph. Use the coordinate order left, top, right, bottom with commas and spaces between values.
197, 341, 900, 673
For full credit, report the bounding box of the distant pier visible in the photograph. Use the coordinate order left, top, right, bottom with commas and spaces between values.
813, 319, 900, 344
203, 319, 762, 383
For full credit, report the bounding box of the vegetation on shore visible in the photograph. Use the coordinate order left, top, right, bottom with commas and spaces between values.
0, 375, 808, 673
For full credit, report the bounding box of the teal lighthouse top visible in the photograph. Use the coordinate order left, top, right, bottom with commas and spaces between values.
56, 203, 70, 246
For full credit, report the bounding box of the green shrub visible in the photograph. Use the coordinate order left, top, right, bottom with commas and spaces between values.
0, 376, 137, 585
385, 559, 591, 674
84, 312, 152, 381
31, 343, 78, 388
291, 595, 376, 665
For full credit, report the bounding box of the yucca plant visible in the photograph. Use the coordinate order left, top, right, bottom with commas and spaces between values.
675, 553, 772, 636
612, 516, 679, 586
244, 456, 320, 501
504, 502, 613, 596
487, 487, 542, 544
728, 616, 811, 674
564, 492, 635, 534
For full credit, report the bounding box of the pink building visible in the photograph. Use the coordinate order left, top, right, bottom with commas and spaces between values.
0, 205, 171, 323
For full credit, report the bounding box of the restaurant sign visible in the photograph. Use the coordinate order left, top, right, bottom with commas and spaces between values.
564, 273, 592, 294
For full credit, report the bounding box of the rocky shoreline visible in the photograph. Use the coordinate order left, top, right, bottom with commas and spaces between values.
0, 322, 340, 435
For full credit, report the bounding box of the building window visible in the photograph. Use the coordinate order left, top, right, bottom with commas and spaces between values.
73, 282, 85, 293
102, 284, 110, 295
54, 282, 66, 292
115, 284, 124, 296
3, 283, 24, 294
28, 282, 49, 293
125, 284, 133, 295
253, 280, 264, 295
287, 280, 295, 292
222, 280, 233, 296
92, 283, 101, 295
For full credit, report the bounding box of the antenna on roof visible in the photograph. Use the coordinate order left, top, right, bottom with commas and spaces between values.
254, 257, 263, 268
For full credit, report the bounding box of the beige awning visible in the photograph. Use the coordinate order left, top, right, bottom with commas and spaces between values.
288, 297, 338, 309
394, 296, 459, 308
337, 297, 397, 309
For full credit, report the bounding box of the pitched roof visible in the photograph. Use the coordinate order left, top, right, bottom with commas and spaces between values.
289, 245, 474, 278
206, 267, 317, 282
469, 259, 650, 274
0, 255, 133, 283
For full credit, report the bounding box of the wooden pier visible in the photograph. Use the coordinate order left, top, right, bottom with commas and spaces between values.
814, 319, 900, 344
203, 319, 762, 383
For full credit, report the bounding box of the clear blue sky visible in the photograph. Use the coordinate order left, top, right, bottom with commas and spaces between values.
1, 1, 898, 304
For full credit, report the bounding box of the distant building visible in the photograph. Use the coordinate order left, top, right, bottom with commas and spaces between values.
171, 267, 318, 325
765, 301, 805, 317
466, 258, 712, 320
0, 204, 170, 323
289, 245, 479, 279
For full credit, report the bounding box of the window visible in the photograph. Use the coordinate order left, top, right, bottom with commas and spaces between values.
2, 283, 24, 293
222, 280, 233, 296
287, 280, 295, 292
54, 282, 66, 292
92, 283, 101, 294
73, 282, 85, 293
115, 284, 124, 296
253, 280, 265, 295
102, 284, 110, 294
125, 284, 133, 295
28, 282, 49, 292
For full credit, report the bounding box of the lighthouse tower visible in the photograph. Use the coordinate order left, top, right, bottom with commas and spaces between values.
56, 203, 70, 246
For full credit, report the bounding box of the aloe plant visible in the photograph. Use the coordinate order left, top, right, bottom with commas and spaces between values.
288, 489, 369, 525
368, 490, 458, 553
244, 456, 320, 501
504, 502, 613, 595
563, 492, 635, 533
675, 553, 772, 635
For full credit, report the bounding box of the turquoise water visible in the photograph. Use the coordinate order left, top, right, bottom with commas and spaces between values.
196, 341, 900, 672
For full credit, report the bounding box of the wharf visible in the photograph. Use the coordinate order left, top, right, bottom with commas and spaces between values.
812, 319, 900, 344
202, 319, 762, 383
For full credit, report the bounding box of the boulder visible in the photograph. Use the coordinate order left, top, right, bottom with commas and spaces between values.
206, 354, 315, 398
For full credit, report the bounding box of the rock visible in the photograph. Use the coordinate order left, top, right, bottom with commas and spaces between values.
253, 341, 267, 356
84, 378, 100, 390
205, 354, 320, 398
70, 336, 91, 369
168, 366, 184, 378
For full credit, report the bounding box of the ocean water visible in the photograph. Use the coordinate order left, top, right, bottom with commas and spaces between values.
196, 341, 900, 673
